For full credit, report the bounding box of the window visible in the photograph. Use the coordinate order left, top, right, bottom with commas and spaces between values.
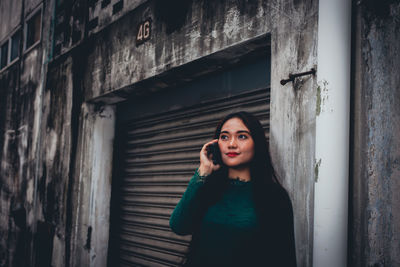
10, 30, 21, 61
1, 41, 9, 69
26, 10, 42, 49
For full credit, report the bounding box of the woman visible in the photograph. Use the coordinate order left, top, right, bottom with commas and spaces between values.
170, 111, 296, 267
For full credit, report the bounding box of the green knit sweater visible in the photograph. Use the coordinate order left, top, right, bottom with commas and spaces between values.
170, 169, 259, 266
169, 169, 297, 267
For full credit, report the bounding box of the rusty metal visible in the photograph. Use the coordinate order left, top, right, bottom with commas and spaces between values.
280, 68, 316, 85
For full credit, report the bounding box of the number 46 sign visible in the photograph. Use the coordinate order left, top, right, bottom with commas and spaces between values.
136, 18, 152, 46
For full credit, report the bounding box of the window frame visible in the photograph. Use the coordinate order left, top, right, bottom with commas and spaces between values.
24, 5, 43, 53
0, 26, 22, 73
0, 40, 10, 70
9, 28, 22, 64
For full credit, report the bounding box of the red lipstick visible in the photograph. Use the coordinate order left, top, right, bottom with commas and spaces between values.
227, 152, 239, 157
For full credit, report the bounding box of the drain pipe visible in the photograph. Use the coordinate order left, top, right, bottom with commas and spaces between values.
313, 0, 351, 266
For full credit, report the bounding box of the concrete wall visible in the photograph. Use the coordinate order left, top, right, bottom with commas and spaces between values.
82, 1, 318, 266
24, 0, 43, 17
269, 1, 318, 266
41, 54, 83, 267
0, 0, 51, 265
1, 0, 317, 266
0, 1, 21, 40
69, 103, 115, 267
88, 0, 146, 35
350, 0, 400, 266
84, 0, 276, 101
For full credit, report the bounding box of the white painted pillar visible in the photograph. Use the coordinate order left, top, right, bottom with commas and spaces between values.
313, 0, 351, 266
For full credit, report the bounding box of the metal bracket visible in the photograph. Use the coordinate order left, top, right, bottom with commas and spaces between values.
280, 68, 316, 85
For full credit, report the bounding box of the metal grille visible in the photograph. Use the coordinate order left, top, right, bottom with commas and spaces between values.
112, 88, 270, 266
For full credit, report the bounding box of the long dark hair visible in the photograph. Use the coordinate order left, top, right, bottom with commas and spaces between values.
183, 111, 285, 266
215, 111, 280, 185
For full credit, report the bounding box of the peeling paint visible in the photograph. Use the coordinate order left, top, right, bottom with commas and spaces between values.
316, 84, 321, 116
26, 179, 34, 204
1, 130, 15, 173
223, 7, 241, 39
46, 130, 58, 163
316, 79, 329, 116
314, 158, 322, 183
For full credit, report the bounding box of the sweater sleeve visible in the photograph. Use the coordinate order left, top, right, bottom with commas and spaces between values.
169, 169, 207, 235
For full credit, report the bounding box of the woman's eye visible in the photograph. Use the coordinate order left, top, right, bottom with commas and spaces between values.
220, 135, 228, 140
238, 134, 248, 140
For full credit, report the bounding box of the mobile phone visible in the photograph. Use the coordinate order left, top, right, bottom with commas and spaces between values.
207, 143, 222, 165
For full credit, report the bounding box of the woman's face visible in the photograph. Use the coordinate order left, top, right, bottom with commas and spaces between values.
218, 117, 255, 168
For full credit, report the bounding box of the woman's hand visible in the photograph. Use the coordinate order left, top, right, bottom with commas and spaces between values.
198, 139, 221, 176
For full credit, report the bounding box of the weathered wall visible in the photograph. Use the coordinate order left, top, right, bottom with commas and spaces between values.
84, 0, 275, 101
0, 60, 28, 267
0, 0, 57, 266
88, 0, 146, 35
41, 54, 80, 267
52, 0, 87, 57
0, 22, 44, 267
1, 0, 318, 266
24, 0, 43, 16
270, 1, 318, 266
351, 0, 400, 266
0, 16, 49, 267
83, 1, 318, 266
2, 0, 400, 266
69, 103, 115, 267
0, 0, 21, 40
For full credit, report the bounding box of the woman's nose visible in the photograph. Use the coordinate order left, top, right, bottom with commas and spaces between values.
228, 138, 237, 147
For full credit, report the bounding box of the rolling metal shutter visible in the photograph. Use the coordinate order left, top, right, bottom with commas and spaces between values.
111, 88, 270, 266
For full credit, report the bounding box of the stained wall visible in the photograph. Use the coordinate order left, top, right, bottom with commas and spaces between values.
351, 0, 400, 266
81, 1, 318, 265
1, 0, 319, 266
0, 1, 51, 266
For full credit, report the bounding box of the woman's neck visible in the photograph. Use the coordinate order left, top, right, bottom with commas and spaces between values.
228, 167, 251, 182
